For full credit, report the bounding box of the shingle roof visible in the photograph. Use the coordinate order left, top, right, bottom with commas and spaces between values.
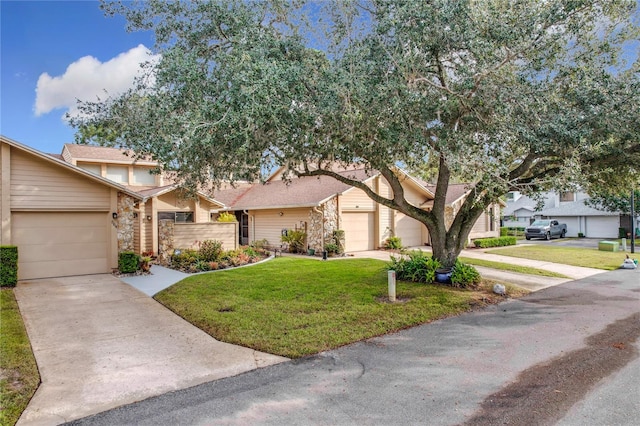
227, 169, 375, 210
63, 143, 157, 165
539, 202, 619, 217
422, 183, 472, 206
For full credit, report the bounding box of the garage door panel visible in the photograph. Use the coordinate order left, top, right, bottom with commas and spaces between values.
12, 212, 109, 280
17, 242, 108, 262
342, 212, 374, 252
395, 214, 423, 247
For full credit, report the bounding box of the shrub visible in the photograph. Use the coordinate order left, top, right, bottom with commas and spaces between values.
473, 237, 517, 248
250, 239, 269, 250
1, 245, 18, 287
384, 236, 403, 250
281, 229, 306, 253
118, 251, 140, 274
199, 240, 224, 262
451, 261, 481, 288
216, 212, 237, 222
171, 249, 199, 270
388, 250, 441, 283
324, 243, 339, 255
500, 227, 508, 237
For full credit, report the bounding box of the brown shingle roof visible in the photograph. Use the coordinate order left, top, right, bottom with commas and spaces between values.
422, 183, 472, 206
63, 143, 157, 165
228, 169, 375, 210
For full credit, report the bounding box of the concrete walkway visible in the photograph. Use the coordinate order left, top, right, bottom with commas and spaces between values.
14, 275, 287, 426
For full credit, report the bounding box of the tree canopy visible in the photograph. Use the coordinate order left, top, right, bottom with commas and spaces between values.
71, 0, 640, 265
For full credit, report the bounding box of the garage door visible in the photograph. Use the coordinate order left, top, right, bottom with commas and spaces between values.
585, 216, 619, 238
342, 212, 374, 252
395, 213, 424, 247
12, 212, 109, 280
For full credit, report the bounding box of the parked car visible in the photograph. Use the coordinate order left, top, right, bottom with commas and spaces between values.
525, 219, 567, 240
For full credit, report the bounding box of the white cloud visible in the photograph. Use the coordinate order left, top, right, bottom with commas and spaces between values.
34, 44, 159, 117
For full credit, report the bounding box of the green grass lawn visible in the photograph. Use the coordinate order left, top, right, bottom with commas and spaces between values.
155, 258, 521, 358
0, 289, 40, 426
459, 257, 569, 278
486, 246, 631, 270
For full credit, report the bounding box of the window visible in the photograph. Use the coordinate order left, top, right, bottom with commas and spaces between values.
106, 165, 129, 184
77, 163, 101, 176
175, 212, 194, 223
157, 212, 194, 223
560, 192, 575, 202
132, 167, 156, 185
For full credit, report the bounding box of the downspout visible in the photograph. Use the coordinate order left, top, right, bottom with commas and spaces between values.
313, 206, 324, 251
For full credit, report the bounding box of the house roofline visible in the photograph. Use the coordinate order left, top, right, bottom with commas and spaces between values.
2, 135, 143, 200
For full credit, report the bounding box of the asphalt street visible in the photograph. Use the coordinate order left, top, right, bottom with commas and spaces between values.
68, 269, 640, 426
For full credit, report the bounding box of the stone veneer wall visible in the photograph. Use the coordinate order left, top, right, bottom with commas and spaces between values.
117, 193, 136, 252
157, 219, 175, 266
306, 198, 340, 253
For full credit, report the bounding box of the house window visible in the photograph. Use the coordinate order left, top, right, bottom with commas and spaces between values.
132, 167, 156, 185
560, 192, 575, 202
175, 212, 194, 223
77, 163, 101, 176
157, 212, 194, 223
106, 165, 129, 184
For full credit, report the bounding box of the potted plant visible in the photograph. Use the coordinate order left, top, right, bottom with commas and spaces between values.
435, 267, 453, 284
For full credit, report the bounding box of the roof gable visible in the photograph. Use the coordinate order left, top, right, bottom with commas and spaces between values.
2, 135, 143, 200
62, 143, 158, 166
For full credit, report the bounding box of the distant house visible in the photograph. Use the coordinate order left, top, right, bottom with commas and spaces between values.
502, 191, 620, 238
216, 166, 503, 252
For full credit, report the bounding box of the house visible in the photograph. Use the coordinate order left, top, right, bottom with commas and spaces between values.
216, 166, 503, 252
502, 191, 620, 238
1, 136, 236, 280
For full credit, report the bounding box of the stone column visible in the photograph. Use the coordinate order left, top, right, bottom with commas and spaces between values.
157, 219, 175, 266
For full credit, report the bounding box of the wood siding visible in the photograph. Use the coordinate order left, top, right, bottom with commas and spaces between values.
250, 208, 310, 246
10, 149, 110, 211
172, 222, 238, 251
339, 186, 376, 212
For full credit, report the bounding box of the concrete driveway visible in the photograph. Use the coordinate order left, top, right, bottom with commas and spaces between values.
14, 274, 287, 426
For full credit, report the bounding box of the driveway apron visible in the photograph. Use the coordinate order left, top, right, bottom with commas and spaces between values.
14, 274, 287, 426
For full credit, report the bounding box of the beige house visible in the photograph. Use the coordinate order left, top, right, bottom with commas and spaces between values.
1, 137, 236, 280
217, 166, 502, 252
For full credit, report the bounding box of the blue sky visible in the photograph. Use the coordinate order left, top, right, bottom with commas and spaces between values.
1, 0, 154, 154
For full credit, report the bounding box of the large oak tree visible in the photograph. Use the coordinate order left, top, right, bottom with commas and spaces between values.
72, 0, 639, 266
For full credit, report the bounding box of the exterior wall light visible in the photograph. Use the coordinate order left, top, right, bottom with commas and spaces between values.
112, 212, 118, 219
146, 215, 153, 221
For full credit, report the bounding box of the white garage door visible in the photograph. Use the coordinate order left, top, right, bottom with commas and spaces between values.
342, 212, 374, 252
12, 212, 109, 280
395, 213, 424, 248
585, 216, 619, 238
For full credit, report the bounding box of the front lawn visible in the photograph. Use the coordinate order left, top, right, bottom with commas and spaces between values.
155, 258, 520, 358
459, 257, 569, 278
0, 289, 39, 426
486, 246, 630, 270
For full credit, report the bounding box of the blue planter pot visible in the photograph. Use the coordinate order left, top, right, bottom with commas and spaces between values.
435, 268, 452, 284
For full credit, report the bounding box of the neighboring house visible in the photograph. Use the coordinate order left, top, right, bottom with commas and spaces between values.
216, 167, 503, 252
0, 137, 236, 280
502, 191, 620, 238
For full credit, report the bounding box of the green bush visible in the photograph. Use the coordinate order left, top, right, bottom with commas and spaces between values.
216, 212, 237, 222
199, 240, 224, 262
1, 246, 18, 287
324, 243, 339, 255
473, 237, 517, 248
451, 261, 481, 288
500, 227, 508, 237
384, 236, 403, 250
281, 229, 306, 253
388, 250, 441, 283
118, 251, 140, 274
171, 249, 200, 270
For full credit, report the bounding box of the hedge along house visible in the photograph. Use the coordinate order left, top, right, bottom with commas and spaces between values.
216, 166, 502, 253
1, 136, 143, 280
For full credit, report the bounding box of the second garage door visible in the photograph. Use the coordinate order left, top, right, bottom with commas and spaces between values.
342, 212, 375, 252
12, 212, 110, 280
